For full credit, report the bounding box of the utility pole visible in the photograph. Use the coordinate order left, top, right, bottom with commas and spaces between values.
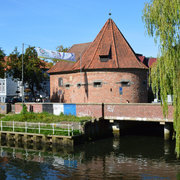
22, 43, 24, 104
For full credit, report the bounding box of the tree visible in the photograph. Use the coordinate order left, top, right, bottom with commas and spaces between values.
56, 45, 69, 52
0, 48, 5, 78
51, 45, 69, 64
143, 0, 180, 155
7, 46, 49, 99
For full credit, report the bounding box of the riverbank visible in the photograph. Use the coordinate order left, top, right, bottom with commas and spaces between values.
0, 111, 91, 123
0, 108, 113, 146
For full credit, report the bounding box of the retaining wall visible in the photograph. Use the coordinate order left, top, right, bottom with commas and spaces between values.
14, 103, 174, 121
0, 103, 11, 114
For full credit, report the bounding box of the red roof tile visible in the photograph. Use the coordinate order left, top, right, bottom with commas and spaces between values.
47, 60, 74, 74
138, 55, 145, 63
48, 18, 148, 74
48, 42, 91, 74
148, 58, 157, 67
68, 42, 91, 61
73, 18, 148, 70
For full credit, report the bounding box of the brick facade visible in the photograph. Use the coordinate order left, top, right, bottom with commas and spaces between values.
50, 69, 148, 103
48, 19, 148, 104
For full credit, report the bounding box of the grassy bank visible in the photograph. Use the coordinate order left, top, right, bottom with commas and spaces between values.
0, 114, 5, 119
1, 112, 91, 123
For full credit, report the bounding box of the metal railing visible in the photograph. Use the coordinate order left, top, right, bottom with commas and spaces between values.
0, 121, 81, 136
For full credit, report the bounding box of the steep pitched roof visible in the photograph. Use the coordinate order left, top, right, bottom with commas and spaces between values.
68, 42, 91, 61
73, 18, 148, 70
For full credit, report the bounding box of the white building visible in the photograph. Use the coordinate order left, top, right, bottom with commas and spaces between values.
0, 74, 21, 103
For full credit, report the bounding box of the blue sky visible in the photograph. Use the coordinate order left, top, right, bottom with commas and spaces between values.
0, 0, 158, 57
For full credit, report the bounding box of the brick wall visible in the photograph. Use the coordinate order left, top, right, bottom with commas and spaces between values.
14, 103, 173, 121
50, 69, 148, 104
76, 104, 102, 118
15, 103, 43, 114
104, 103, 173, 120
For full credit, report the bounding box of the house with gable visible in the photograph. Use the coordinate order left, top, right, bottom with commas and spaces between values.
48, 18, 149, 103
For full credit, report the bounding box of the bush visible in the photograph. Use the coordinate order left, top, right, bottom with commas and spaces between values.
20, 104, 28, 114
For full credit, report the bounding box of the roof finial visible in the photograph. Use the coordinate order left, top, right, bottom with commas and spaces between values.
109, 10, 112, 19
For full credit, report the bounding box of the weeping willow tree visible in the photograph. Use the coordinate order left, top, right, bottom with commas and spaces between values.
143, 0, 180, 155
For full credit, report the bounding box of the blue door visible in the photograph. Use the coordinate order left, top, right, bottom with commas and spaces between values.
64, 104, 76, 116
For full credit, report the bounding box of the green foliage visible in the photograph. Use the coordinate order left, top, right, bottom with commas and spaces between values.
143, 0, 180, 156
0, 114, 5, 119
7, 46, 49, 98
20, 104, 28, 114
0, 48, 5, 78
51, 45, 70, 64
2, 111, 91, 123
56, 45, 69, 53
2, 126, 79, 136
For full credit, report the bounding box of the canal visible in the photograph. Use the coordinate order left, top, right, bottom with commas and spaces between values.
0, 136, 180, 180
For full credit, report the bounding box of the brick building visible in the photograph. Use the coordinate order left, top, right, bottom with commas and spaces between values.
48, 18, 148, 103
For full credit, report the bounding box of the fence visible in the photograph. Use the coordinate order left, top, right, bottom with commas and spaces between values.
0, 121, 81, 136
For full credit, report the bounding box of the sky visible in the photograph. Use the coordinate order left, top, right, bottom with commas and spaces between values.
0, 0, 159, 57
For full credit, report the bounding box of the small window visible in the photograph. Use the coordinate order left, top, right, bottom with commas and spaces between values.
99, 45, 111, 62
99, 55, 109, 62
77, 83, 82, 88
93, 81, 102, 87
120, 81, 130, 87
65, 84, 70, 89
58, 78, 63, 87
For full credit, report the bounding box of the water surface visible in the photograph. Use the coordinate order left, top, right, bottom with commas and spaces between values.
0, 136, 180, 180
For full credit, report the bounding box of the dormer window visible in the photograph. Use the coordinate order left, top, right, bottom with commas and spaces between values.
99, 45, 112, 62
100, 55, 109, 62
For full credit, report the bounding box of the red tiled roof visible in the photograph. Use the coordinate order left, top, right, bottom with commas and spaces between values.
3, 56, 51, 71
73, 18, 148, 70
68, 42, 91, 61
48, 42, 91, 74
3, 56, 10, 71
138, 55, 145, 63
39, 60, 52, 69
47, 60, 74, 73
148, 58, 157, 67
48, 18, 148, 74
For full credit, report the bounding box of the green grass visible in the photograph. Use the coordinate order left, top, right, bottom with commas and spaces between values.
1, 126, 80, 136
1, 111, 91, 123
0, 114, 5, 119
0, 111, 90, 136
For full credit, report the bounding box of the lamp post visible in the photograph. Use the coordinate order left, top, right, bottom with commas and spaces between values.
22, 43, 24, 104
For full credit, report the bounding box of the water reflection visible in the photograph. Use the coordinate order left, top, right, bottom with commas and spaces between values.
0, 136, 180, 179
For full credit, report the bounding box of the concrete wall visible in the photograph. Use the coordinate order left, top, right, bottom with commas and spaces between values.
14, 103, 173, 121
50, 69, 148, 104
